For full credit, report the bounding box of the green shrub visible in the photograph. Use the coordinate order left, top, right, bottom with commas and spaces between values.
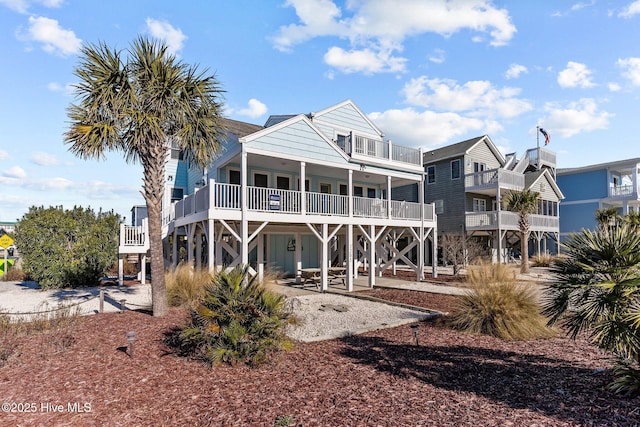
174, 266, 294, 366
165, 263, 213, 307
449, 262, 555, 340
15, 206, 120, 289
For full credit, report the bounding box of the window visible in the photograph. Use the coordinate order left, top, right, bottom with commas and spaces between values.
320, 183, 332, 194
336, 134, 349, 151
354, 186, 363, 197
229, 169, 240, 185
473, 198, 487, 212
276, 176, 290, 190
434, 199, 444, 214
171, 187, 184, 202
451, 159, 461, 180
254, 173, 268, 188
297, 179, 310, 191
473, 162, 486, 173
367, 188, 376, 198
339, 184, 348, 195
426, 166, 435, 184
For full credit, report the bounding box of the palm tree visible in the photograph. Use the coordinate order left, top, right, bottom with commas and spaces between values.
595, 207, 621, 233
542, 224, 640, 394
65, 37, 225, 316
623, 210, 640, 233
502, 189, 540, 273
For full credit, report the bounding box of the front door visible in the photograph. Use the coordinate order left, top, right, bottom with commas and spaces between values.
269, 234, 295, 276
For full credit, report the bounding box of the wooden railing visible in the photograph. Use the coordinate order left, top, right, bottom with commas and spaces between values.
466, 211, 558, 230
341, 133, 422, 166
119, 218, 149, 249
465, 168, 524, 191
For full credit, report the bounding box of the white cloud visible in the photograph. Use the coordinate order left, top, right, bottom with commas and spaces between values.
505, 63, 527, 79
369, 108, 487, 147
237, 99, 268, 118
402, 76, 532, 119
30, 151, 59, 166
0, 150, 8, 160
619, 0, 640, 17
0, 0, 63, 13
557, 61, 595, 88
608, 82, 622, 92
543, 98, 613, 137
324, 46, 407, 74
24, 176, 73, 191
145, 18, 187, 55
26, 16, 81, 56
428, 48, 445, 64
273, 0, 516, 75
617, 57, 640, 86
3, 166, 27, 179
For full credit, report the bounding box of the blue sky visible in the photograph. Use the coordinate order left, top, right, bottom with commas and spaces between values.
1, 0, 640, 223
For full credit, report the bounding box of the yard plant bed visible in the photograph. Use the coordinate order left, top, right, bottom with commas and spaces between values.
1, 289, 639, 426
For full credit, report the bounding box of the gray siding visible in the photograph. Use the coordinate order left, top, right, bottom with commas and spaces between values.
392, 183, 419, 202
315, 103, 379, 136
425, 155, 466, 233
466, 140, 502, 174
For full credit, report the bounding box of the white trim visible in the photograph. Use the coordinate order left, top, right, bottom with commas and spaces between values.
560, 198, 602, 206
252, 170, 270, 187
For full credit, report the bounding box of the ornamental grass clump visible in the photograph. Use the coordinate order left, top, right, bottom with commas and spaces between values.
165, 263, 213, 307
175, 266, 294, 366
449, 261, 555, 340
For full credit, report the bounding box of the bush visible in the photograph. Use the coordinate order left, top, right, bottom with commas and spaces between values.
15, 206, 121, 289
448, 262, 555, 340
173, 266, 294, 366
542, 225, 640, 395
4, 266, 27, 282
530, 253, 555, 267
165, 263, 213, 307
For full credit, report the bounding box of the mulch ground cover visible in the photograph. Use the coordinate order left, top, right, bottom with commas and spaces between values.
1, 284, 639, 426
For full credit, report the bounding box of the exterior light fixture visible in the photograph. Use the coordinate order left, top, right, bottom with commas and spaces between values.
126, 331, 136, 358
410, 324, 419, 346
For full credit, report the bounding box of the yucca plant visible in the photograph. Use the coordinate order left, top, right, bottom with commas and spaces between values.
176, 266, 294, 366
449, 261, 555, 340
542, 224, 640, 395
165, 263, 213, 307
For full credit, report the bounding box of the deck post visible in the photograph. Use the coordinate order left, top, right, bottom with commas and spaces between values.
207, 219, 215, 272
321, 223, 329, 292
346, 224, 353, 291
368, 224, 375, 288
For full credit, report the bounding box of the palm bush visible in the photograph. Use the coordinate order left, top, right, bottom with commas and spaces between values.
165, 263, 213, 307
449, 261, 555, 340
531, 253, 555, 267
542, 224, 640, 395
175, 266, 294, 366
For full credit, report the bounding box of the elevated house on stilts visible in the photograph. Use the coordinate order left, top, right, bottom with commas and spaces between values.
118, 100, 438, 290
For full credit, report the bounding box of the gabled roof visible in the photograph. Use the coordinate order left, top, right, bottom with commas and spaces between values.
525, 169, 565, 199
312, 99, 384, 137
557, 157, 640, 175
221, 118, 263, 138
423, 135, 504, 165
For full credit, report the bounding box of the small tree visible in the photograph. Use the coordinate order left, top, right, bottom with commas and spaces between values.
14, 206, 120, 289
542, 224, 640, 395
595, 207, 622, 233
440, 232, 485, 275
503, 189, 540, 274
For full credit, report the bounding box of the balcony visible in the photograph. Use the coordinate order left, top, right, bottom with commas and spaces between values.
171, 182, 434, 223
465, 169, 525, 194
338, 134, 422, 170
119, 219, 149, 254
465, 211, 558, 232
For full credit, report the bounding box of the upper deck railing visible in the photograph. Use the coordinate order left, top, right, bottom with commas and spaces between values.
340, 133, 422, 166
170, 182, 434, 223
465, 168, 525, 191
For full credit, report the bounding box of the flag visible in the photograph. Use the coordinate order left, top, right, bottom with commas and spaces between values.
539, 127, 550, 145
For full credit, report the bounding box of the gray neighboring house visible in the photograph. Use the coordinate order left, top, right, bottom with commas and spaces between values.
399, 135, 563, 262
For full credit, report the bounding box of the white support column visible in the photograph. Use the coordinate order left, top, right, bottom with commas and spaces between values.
257, 233, 264, 284
432, 227, 438, 278
295, 232, 302, 284
419, 175, 425, 280
387, 175, 392, 219
172, 229, 178, 268
241, 150, 249, 267
195, 228, 202, 269
187, 225, 195, 266
348, 169, 353, 217
497, 185, 503, 263
118, 254, 124, 286
633, 163, 639, 196
300, 162, 306, 215
368, 224, 375, 288
346, 224, 354, 291
321, 223, 329, 292
140, 254, 146, 285
207, 219, 215, 272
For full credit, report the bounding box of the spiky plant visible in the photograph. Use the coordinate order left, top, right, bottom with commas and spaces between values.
177, 266, 294, 366
449, 261, 555, 340
542, 224, 640, 395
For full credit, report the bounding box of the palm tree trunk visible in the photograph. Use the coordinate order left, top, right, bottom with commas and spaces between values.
520, 230, 529, 274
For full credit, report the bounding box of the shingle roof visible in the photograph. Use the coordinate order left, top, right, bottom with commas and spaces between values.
422, 135, 486, 164
221, 118, 264, 138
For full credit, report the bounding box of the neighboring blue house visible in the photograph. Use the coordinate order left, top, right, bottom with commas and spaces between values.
557, 158, 640, 240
